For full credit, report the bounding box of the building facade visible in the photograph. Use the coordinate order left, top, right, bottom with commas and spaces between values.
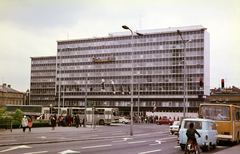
30, 25, 210, 114
30, 56, 56, 106
208, 86, 240, 105
0, 83, 24, 107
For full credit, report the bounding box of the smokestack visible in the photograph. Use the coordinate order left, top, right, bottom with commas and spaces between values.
8, 85, 11, 88
3, 83, 6, 87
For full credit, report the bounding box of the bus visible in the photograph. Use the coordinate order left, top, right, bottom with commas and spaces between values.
199, 104, 240, 143
66, 107, 119, 125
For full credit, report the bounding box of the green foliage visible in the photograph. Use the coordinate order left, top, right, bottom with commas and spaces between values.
11, 109, 24, 125
0, 107, 13, 124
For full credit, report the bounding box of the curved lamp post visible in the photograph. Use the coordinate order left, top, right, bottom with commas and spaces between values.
122, 25, 143, 135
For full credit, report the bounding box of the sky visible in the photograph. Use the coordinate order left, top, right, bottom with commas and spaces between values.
0, 0, 240, 92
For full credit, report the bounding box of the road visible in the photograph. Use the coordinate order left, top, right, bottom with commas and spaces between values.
0, 124, 236, 154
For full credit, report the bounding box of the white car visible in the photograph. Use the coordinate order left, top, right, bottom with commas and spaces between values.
119, 117, 130, 124
170, 121, 180, 134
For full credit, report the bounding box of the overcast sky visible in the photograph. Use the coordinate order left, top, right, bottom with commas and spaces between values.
0, 0, 240, 92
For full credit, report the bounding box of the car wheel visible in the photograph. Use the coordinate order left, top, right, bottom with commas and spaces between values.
171, 131, 174, 135
122, 121, 125, 124
157, 122, 160, 125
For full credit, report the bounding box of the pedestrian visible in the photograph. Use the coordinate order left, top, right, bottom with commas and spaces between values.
42, 114, 45, 120
21, 115, 28, 132
28, 119, 32, 132
75, 115, 80, 128
58, 114, 62, 126
68, 115, 72, 126
50, 115, 56, 130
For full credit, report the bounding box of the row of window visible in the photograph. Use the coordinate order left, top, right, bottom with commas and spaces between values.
58, 30, 204, 45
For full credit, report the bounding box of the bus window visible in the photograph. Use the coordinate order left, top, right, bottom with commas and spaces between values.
97, 109, 104, 115
200, 105, 230, 121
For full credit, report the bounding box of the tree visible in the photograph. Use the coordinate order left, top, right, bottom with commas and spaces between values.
0, 107, 12, 125
11, 109, 24, 124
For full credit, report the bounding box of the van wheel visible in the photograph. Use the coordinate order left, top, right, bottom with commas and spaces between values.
204, 144, 210, 151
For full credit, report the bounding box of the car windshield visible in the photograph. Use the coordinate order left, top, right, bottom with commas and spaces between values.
184, 121, 202, 129
173, 121, 179, 126
200, 105, 230, 121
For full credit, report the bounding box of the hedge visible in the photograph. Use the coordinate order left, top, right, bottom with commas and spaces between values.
0, 122, 50, 129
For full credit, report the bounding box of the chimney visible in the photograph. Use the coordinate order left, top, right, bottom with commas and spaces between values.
3, 83, 6, 87
8, 85, 11, 88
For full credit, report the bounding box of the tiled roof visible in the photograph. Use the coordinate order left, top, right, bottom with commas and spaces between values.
0, 84, 22, 93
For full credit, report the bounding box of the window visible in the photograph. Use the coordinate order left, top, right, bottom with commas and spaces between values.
184, 121, 202, 129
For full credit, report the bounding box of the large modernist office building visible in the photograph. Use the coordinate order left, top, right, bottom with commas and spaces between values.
30, 25, 210, 114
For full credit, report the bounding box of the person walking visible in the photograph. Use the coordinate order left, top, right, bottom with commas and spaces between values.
68, 115, 72, 126
21, 115, 28, 132
28, 120, 32, 132
75, 115, 80, 128
50, 115, 56, 130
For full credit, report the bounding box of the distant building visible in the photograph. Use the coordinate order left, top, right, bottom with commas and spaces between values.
0, 83, 24, 107
208, 86, 240, 106
30, 25, 210, 115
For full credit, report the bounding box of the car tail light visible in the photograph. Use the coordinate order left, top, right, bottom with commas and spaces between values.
205, 135, 208, 140
177, 140, 179, 144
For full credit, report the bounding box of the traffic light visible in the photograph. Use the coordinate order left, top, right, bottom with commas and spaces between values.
221, 79, 224, 89
199, 78, 203, 88
101, 79, 105, 91
128, 85, 131, 94
111, 81, 116, 94
121, 85, 124, 95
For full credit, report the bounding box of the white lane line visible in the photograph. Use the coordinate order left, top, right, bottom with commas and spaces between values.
138, 149, 162, 154
158, 136, 177, 140
149, 141, 166, 146
174, 146, 180, 148
81, 144, 111, 149
128, 141, 146, 144
22, 151, 48, 154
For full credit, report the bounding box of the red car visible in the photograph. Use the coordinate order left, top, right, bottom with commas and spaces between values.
156, 118, 174, 125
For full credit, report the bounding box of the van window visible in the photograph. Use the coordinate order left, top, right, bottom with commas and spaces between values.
211, 122, 217, 130
184, 121, 202, 129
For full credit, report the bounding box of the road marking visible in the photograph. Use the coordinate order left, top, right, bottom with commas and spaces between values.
0, 145, 32, 153
174, 146, 180, 148
81, 144, 111, 149
112, 140, 125, 142
158, 136, 177, 140
37, 136, 46, 139
138, 149, 162, 154
58, 149, 81, 154
23, 151, 48, 154
149, 141, 166, 146
128, 141, 146, 144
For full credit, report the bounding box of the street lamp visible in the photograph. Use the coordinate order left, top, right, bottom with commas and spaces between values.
58, 48, 62, 118
122, 25, 143, 135
177, 30, 191, 117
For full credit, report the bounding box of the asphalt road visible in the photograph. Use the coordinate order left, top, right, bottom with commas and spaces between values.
0, 123, 237, 154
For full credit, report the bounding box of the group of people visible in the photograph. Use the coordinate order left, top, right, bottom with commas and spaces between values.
21, 115, 32, 132
50, 114, 85, 129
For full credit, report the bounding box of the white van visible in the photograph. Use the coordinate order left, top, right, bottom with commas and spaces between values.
177, 118, 218, 152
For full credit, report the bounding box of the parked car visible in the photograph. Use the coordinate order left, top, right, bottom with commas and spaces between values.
170, 121, 180, 134
177, 118, 218, 152
156, 118, 174, 125
119, 117, 130, 124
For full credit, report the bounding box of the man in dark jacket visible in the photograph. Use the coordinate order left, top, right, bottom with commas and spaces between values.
184, 122, 202, 154
75, 115, 80, 128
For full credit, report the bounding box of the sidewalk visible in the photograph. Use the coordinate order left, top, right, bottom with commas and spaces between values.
214, 144, 240, 154
0, 125, 98, 135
